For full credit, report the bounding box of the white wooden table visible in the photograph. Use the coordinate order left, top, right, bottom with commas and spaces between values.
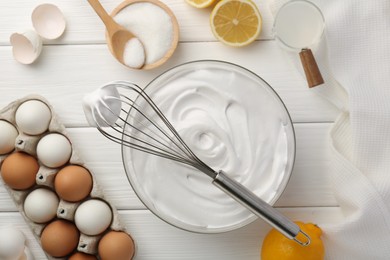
0, 0, 343, 259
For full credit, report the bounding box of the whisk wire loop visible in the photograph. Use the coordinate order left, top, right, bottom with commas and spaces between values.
117, 82, 216, 176
91, 81, 216, 176
118, 94, 194, 159
93, 96, 197, 166
120, 84, 202, 159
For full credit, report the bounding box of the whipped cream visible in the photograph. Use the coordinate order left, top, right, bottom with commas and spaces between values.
83, 84, 121, 127
123, 65, 295, 232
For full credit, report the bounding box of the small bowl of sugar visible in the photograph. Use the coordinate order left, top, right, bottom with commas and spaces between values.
108, 0, 179, 70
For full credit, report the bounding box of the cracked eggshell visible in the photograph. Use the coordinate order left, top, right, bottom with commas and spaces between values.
32, 4, 66, 40
10, 30, 42, 65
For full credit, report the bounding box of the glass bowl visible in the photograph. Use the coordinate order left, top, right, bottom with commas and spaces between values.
122, 60, 295, 233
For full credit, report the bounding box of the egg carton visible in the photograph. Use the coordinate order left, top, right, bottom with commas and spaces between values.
0, 95, 136, 260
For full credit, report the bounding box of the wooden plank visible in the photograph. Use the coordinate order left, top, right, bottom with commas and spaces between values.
0, 207, 343, 260
0, 123, 336, 211
279, 123, 335, 207
126, 207, 343, 260
0, 42, 338, 126
0, 0, 274, 45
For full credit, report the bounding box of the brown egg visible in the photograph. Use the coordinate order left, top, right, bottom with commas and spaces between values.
0, 152, 39, 190
54, 165, 93, 202
41, 220, 79, 257
98, 231, 135, 260
69, 252, 97, 260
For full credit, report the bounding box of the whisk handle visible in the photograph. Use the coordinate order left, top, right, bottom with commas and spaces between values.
212, 171, 310, 246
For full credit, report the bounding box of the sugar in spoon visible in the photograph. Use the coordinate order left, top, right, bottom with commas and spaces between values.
87, 0, 145, 69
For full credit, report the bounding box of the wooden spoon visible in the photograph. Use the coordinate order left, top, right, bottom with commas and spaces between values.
87, 0, 145, 68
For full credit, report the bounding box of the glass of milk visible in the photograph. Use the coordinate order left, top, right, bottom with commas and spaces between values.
273, 0, 325, 88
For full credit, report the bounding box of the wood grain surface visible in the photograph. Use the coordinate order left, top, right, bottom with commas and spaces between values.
0, 0, 340, 259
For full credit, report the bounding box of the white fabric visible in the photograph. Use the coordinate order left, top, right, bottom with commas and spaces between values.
269, 0, 390, 259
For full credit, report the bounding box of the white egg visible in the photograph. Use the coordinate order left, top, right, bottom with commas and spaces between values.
75, 199, 112, 236
19, 246, 34, 260
0, 227, 25, 259
24, 188, 59, 223
0, 120, 18, 155
15, 100, 51, 135
37, 133, 72, 168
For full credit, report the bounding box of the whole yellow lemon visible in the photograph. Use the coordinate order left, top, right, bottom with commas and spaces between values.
261, 221, 324, 260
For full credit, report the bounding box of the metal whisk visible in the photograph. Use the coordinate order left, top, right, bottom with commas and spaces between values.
83, 80, 310, 246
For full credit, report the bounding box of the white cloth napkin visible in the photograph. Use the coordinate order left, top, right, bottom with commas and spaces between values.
269, 0, 390, 259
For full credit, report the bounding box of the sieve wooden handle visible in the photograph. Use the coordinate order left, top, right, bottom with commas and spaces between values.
299, 48, 324, 88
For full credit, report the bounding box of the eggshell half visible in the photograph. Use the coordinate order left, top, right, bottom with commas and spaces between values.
10, 31, 42, 65
32, 4, 66, 40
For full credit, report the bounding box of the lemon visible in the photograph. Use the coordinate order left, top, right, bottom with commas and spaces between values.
185, 0, 217, 9
210, 0, 262, 47
261, 221, 325, 260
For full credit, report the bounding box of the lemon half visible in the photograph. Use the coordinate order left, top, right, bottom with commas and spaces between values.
210, 0, 262, 47
186, 0, 217, 9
